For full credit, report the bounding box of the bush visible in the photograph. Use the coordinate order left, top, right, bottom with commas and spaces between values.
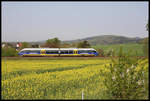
77, 40, 91, 48
2, 48, 18, 57
104, 49, 115, 57
102, 47, 148, 99
20, 42, 31, 49
97, 49, 104, 56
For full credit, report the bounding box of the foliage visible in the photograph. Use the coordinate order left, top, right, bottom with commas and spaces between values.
2, 43, 14, 48
71, 43, 78, 47
141, 21, 149, 57
77, 40, 91, 48
21, 42, 30, 49
31, 44, 39, 48
60, 43, 72, 48
45, 37, 61, 48
146, 21, 149, 32
102, 47, 148, 99
97, 49, 104, 56
104, 49, 115, 57
2, 47, 18, 57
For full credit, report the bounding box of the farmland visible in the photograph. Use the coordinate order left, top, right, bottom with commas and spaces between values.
2, 57, 111, 99
1, 57, 148, 99
92, 43, 144, 56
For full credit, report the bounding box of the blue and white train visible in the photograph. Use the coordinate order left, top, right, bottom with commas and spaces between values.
18, 48, 99, 57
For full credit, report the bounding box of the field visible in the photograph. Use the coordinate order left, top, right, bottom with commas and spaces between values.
1, 57, 148, 99
2, 57, 111, 99
92, 43, 144, 56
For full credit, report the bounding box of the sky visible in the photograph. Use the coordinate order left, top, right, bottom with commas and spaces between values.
2, 2, 149, 42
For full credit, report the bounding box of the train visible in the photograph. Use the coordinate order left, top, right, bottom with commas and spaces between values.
18, 48, 99, 57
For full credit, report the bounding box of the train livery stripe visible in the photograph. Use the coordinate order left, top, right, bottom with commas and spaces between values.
19, 48, 98, 56
23, 54, 94, 56
42, 54, 59, 56
23, 54, 41, 56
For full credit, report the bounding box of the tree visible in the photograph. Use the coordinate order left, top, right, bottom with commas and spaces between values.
71, 43, 78, 47
77, 40, 91, 48
32, 44, 39, 48
45, 37, 61, 48
6, 43, 14, 48
21, 42, 30, 49
61, 43, 71, 48
143, 21, 149, 57
146, 21, 149, 32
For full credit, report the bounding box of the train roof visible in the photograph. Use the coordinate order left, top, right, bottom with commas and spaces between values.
78, 48, 95, 50
21, 48, 96, 51
22, 48, 59, 50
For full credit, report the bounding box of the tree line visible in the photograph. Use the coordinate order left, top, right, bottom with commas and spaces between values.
42, 38, 91, 48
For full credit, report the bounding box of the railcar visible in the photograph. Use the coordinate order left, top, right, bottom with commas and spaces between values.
18, 48, 99, 57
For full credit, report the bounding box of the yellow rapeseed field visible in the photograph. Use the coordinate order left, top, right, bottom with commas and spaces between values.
1, 57, 148, 99
2, 58, 111, 99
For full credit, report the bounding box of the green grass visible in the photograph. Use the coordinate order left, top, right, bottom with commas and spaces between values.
92, 43, 144, 56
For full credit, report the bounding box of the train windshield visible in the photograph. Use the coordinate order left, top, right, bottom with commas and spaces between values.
20, 50, 40, 53
20, 50, 29, 53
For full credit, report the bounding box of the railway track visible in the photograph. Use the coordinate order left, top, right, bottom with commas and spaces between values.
1, 56, 109, 60
2, 56, 146, 60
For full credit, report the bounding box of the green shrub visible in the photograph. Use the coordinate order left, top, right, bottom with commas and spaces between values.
102, 47, 148, 99
104, 49, 115, 57
2, 48, 18, 57
97, 49, 104, 56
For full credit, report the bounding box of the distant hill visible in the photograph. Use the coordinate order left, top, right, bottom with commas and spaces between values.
3, 35, 144, 46
63, 35, 144, 45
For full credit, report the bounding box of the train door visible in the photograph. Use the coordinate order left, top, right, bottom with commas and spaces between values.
41, 49, 46, 56
73, 49, 78, 56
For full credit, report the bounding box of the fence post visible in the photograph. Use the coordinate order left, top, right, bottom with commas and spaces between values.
82, 90, 84, 100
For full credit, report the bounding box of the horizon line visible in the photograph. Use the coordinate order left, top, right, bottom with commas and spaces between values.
2, 34, 147, 43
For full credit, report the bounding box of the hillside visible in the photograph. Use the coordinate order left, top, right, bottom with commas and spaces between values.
63, 35, 143, 45
3, 35, 144, 46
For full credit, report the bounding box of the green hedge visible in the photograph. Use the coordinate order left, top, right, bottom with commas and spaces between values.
2, 48, 18, 57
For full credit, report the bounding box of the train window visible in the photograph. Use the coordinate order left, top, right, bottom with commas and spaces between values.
78, 50, 89, 53
87, 50, 95, 53
78, 50, 82, 53
68, 50, 73, 54
46, 50, 59, 54
87, 50, 91, 53
21, 50, 30, 53
92, 50, 96, 53
20, 50, 25, 53
30, 50, 40, 53
20, 50, 26, 53
52, 50, 59, 54
60, 50, 68, 54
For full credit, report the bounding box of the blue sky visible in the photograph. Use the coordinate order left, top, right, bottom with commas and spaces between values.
2, 2, 149, 42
